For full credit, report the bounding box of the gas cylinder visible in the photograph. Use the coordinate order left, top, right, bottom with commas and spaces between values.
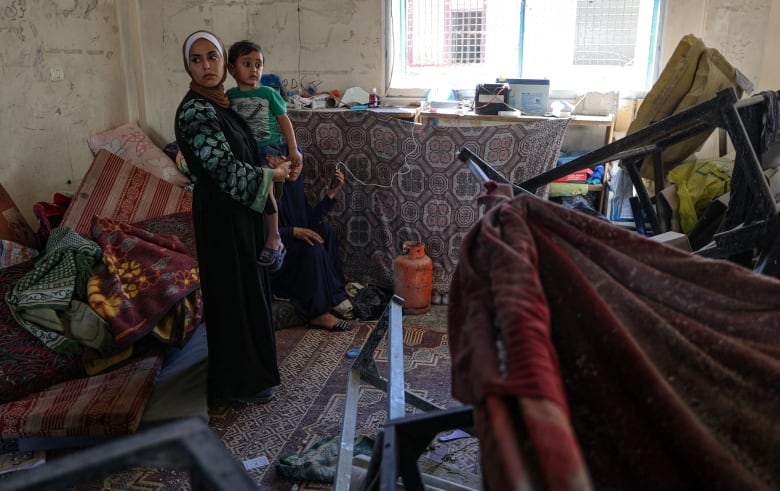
393, 241, 433, 314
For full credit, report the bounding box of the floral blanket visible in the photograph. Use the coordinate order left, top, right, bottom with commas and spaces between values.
88, 215, 203, 350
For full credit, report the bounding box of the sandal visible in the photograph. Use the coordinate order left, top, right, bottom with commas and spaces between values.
258, 244, 287, 273
309, 319, 356, 332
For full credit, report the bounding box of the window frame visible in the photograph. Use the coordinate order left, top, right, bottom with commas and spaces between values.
384, 0, 665, 101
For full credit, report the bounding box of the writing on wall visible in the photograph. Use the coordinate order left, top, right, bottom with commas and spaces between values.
4, 0, 26, 21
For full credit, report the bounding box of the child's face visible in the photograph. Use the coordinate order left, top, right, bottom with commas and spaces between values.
229, 50, 264, 91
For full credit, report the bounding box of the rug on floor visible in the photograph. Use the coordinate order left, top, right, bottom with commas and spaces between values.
64, 321, 479, 490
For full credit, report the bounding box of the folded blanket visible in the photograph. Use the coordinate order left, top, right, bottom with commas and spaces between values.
4, 227, 110, 357
88, 215, 203, 350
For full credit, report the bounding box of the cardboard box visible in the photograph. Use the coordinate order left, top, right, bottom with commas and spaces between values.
649, 231, 692, 252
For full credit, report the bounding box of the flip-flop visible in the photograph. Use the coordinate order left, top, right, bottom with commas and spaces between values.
269, 245, 286, 273
258, 244, 286, 273
309, 319, 356, 332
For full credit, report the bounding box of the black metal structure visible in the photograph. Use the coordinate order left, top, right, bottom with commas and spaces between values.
0, 417, 258, 491
458, 88, 780, 270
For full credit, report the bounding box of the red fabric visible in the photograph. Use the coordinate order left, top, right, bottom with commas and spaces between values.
89, 215, 203, 349
32, 193, 72, 242
0, 350, 161, 438
449, 193, 780, 490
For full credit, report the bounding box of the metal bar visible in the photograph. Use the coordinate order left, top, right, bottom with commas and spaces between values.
383, 406, 475, 490
457, 147, 529, 195
518, 88, 737, 192
623, 157, 661, 234
335, 295, 445, 489
387, 297, 406, 420
334, 368, 364, 491
652, 151, 668, 233
719, 101, 777, 218
1, 418, 258, 491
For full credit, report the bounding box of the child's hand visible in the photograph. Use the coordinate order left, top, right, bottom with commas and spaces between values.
289, 148, 303, 168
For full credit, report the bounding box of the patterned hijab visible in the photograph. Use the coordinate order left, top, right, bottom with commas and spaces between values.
182, 30, 230, 109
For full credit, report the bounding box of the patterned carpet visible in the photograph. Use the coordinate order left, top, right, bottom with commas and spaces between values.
66, 306, 479, 490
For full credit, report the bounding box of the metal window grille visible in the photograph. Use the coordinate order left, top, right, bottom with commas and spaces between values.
407, 0, 485, 67
451, 10, 483, 64
574, 0, 640, 66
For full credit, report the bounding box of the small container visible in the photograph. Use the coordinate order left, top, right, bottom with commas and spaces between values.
368, 88, 380, 108
393, 241, 432, 315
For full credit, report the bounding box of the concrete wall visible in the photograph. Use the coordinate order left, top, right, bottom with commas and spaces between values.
1, 0, 779, 228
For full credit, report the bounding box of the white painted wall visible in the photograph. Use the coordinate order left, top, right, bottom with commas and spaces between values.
1, 0, 779, 228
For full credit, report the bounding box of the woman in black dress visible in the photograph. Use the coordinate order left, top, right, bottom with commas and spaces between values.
174, 30, 290, 405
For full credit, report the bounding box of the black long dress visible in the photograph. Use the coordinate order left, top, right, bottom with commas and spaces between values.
175, 90, 280, 402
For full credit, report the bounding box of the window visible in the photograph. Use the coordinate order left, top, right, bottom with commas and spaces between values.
386, 0, 662, 95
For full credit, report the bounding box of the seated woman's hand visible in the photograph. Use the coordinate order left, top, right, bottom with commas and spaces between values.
268, 157, 291, 182
293, 227, 324, 246
326, 168, 345, 199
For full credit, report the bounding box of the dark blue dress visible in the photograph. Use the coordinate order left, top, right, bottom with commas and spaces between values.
271, 176, 348, 320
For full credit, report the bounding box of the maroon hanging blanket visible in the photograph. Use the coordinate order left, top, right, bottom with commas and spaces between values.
449, 190, 780, 490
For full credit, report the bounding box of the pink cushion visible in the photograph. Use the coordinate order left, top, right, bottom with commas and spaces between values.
61, 150, 192, 237
87, 122, 192, 188
0, 184, 40, 249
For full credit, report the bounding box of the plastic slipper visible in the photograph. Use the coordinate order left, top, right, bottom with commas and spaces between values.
269, 245, 286, 273
258, 244, 286, 272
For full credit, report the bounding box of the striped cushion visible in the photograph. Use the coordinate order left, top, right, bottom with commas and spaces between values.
0, 352, 162, 438
61, 150, 192, 237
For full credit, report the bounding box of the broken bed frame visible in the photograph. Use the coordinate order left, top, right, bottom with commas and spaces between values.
333, 296, 475, 491
459, 87, 780, 276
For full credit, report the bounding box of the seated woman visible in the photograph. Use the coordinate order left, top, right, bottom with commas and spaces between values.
270, 158, 354, 331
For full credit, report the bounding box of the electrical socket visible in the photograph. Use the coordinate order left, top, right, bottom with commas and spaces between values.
50, 68, 64, 81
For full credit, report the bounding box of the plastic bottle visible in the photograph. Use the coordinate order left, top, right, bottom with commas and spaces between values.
369, 88, 380, 108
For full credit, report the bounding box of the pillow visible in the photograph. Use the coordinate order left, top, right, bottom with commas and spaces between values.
87, 122, 192, 188
0, 183, 40, 249
61, 150, 192, 237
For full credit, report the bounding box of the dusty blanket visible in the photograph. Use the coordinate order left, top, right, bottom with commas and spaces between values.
88, 215, 203, 350
448, 192, 780, 490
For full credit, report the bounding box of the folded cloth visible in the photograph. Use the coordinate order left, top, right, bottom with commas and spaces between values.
276, 435, 374, 483
5, 227, 109, 357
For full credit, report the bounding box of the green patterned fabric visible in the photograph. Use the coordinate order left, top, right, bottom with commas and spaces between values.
276, 435, 375, 483
5, 227, 110, 357
176, 98, 272, 214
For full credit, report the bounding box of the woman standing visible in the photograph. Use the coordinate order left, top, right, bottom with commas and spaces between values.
174, 30, 290, 405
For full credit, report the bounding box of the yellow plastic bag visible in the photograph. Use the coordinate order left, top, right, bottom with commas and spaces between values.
667, 159, 733, 233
